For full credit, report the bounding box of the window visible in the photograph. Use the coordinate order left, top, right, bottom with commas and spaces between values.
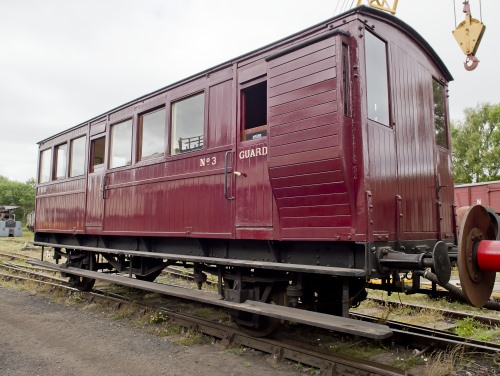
110, 119, 132, 168
171, 93, 205, 155
90, 136, 106, 173
241, 81, 267, 141
433, 79, 448, 148
365, 31, 390, 126
70, 136, 86, 177
342, 43, 351, 116
139, 108, 166, 160
39, 149, 51, 183
54, 143, 67, 179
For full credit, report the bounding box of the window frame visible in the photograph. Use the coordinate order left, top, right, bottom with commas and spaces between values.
240, 77, 268, 142
364, 29, 391, 127
109, 118, 133, 169
432, 78, 449, 149
69, 135, 87, 178
138, 106, 166, 162
53, 142, 68, 180
38, 148, 52, 184
341, 42, 352, 117
89, 135, 106, 173
170, 91, 206, 156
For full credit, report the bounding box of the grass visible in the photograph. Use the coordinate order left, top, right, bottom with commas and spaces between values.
454, 317, 500, 342
177, 331, 212, 346
328, 340, 386, 359
392, 355, 426, 370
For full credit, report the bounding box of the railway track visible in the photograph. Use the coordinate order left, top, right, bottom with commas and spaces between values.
0, 253, 498, 374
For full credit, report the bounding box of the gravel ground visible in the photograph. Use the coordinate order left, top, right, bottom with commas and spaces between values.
0, 286, 301, 376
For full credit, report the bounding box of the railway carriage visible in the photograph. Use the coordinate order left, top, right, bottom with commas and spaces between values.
33, 6, 497, 337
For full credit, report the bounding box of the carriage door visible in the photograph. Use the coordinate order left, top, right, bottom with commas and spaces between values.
85, 134, 106, 233
234, 78, 273, 234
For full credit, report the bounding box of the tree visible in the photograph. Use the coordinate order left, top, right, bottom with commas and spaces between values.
451, 103, 500, 184
0, 176, 35, 223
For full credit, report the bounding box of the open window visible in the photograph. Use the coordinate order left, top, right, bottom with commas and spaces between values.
241, 81, 267, 141
90, 136, 106, 173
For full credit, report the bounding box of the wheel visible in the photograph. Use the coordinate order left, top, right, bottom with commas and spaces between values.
67, 251, 96, 291
225, 277, 287, 338
233, 289, 286, 338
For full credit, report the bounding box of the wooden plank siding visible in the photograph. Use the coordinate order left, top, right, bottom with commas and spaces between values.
391, 45, 438, 237
267, 36, 350, 239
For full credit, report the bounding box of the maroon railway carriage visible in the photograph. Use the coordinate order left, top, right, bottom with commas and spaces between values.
34, 6, 469, 336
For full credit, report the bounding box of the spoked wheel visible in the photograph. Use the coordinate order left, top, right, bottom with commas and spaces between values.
66, 250, 97, 291
228, 281, 287, 338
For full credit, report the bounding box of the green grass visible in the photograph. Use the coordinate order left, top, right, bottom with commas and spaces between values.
454, 317, 500, 342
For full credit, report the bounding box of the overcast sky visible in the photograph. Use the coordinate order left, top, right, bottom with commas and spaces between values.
1, 0, 498, 182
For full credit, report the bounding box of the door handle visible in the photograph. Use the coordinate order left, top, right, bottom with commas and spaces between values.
100, 175, 106, 199
224, 151, 235, 200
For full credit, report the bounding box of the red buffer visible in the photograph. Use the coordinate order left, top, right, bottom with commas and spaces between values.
457, 205, 499, 307
477, 241, 500, 272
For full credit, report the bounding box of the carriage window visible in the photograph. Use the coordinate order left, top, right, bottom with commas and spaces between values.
90, 136, 106, 173
110, 119, 132, 168
241, 81, 267, 141
139, 108, 166, 160
365, 31, 390, 126
39, 149, 51, 183
342, 43, 351, 116
171, 93, 205, 155
54, 143, 67, 179
70, 136, 86, 177
433, 79, 448, 149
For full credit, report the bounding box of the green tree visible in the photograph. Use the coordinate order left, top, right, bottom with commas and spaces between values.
0, 176, 35, 223
451, 103, 500, 184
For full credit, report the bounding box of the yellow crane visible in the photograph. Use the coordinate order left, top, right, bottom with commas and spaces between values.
355, 0, 485, 71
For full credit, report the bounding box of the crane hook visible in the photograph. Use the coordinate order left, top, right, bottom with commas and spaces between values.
464, 54, 479, 71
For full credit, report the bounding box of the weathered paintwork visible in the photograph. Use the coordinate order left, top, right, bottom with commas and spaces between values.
35, 6, 454, 248
455, 180, 500, 212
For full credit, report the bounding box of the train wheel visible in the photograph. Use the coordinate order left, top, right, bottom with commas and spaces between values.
67, 251, 96, 291
234, 289, 286, 338
226, 280, 286, 338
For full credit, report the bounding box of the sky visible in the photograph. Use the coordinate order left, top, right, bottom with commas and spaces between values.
1, 0, 498, 182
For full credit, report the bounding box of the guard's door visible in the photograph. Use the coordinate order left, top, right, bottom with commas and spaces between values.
234, 79, 273, 231
85, 135, 106, 233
